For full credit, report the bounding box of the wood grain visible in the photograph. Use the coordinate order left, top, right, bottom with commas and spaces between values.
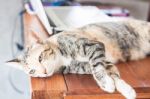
64, 94, 124, 99
31, 74, 67, 99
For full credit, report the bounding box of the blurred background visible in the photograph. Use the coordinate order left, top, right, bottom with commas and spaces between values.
0, 0, 150, 99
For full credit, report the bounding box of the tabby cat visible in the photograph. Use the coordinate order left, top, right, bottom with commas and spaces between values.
7, 19, 150, 99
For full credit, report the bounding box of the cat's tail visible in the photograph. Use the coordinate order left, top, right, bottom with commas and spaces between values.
114, 78, 136, 99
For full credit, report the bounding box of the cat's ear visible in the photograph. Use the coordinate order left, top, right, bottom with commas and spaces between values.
6, 58, 23, 70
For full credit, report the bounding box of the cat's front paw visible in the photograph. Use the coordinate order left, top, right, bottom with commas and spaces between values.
98, 75, 115, 93
115, 79, 136, 99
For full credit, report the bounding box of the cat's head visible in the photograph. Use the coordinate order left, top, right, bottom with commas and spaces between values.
6, 41, 61, 77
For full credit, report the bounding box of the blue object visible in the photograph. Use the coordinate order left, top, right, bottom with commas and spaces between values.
42, 0, 66, 6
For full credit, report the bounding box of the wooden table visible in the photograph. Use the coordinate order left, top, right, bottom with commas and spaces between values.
23, 12, 150, 99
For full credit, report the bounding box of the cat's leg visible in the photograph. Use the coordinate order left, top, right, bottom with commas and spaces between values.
76, 38, 116, 93
104, 61, 136, 99
90, 63, 115, 93
82, 42, 116, 93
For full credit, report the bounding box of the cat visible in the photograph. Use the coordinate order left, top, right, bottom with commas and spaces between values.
7, 19, 150, 99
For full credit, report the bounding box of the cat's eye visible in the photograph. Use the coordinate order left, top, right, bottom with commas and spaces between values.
29, 69, 35, 74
